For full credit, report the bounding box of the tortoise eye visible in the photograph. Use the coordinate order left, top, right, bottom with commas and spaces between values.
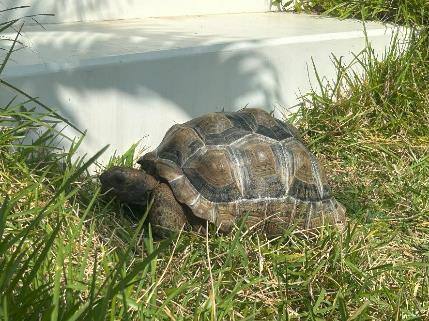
112, 173, 125, 185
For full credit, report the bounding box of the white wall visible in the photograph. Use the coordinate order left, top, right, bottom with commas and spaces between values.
1, 13, 402, 165
0, 0, 272, 24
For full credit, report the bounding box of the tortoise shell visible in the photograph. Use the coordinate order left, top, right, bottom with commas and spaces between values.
138, 108, 345, 233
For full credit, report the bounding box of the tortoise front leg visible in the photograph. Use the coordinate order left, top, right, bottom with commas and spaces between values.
149, 183, 190, 237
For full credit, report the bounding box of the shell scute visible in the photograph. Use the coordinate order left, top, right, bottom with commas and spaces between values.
229, 134, 286, 199
156, 125, 204, 166
182, 147, 241, 203
239, 108, 298, 141
188, 112, 249, 145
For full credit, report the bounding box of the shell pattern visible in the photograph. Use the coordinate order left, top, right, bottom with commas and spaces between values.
139, 108, 345, 233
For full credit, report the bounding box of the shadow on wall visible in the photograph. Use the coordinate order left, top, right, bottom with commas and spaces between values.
1, 14, 283, 162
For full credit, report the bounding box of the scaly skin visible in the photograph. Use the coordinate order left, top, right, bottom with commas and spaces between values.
149, 182, 190, 237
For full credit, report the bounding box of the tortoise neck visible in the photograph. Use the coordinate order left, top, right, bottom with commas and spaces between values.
141, 171, 159, 190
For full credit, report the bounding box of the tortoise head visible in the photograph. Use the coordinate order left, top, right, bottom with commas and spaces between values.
99, 166, 158, 205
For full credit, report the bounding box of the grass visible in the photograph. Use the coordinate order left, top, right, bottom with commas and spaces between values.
284, 0, 429, 26
1, 2, 429, 320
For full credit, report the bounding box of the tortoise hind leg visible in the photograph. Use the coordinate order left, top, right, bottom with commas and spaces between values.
149, 183, 190, 237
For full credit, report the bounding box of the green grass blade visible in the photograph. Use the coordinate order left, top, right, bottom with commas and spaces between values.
0, 79, 84, 135
51, 235, 64, 321
0, 195, 9, 242
0, 23, 23, 76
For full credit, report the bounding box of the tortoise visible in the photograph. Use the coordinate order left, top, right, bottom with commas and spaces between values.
100, 108, 345, 237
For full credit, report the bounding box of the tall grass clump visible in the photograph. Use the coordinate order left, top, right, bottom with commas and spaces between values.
297, 29, 428, 218
294, 28, 429, 320
290, 0, 429, 25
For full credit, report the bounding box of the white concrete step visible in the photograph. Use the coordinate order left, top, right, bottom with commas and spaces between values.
1, 0, 272, 24
2, 13, 401, 164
